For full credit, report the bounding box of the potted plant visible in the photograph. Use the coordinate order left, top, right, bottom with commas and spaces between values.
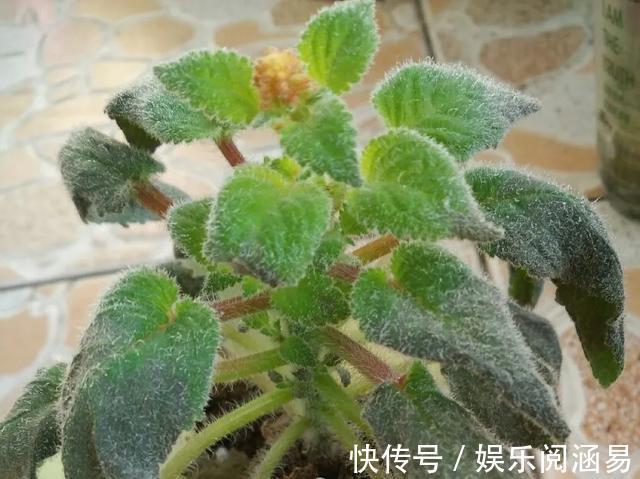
0, 1, 626, 478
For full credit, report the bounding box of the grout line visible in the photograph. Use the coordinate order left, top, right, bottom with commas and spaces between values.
413, 0, 437, 58
0, 259, 171, 292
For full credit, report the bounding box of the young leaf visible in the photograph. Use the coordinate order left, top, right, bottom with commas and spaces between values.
0, 364, 65, 479
280, 94, 360, 185
271, 270, 349, 327
106, 77, 224, 150
298, 0, 379, 93
510, 303, 562, 387
372, 61, 539, 160
280, 336, 317, 367
205, 165, 332, 284
352, 243, 568, 446
345, 129, 501, 241
155, 49, 259, 128
60, 269, 220, 479
509, 265, 544, 309
466, 166, 625, 386
167, 199, 213, 264
364, 362, 520, 479
59, 128, 182, 225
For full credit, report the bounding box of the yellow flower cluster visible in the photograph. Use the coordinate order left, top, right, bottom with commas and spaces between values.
253, 48, 313, 109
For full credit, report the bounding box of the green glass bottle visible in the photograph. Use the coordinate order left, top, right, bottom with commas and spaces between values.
596, 0, 640, 218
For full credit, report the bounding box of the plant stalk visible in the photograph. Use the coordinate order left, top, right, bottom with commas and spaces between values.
251, 417, 311, 479
160, 387, 294, 479
214, 347, 286, 384
352, 234, 399, 264
216, 137, 246, 167
321, 326, 400, 386
134, 181, 173, 217
213, 234, 399, 321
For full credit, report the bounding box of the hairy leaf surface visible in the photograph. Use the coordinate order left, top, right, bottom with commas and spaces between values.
280, 94, 360, 185
364, 363, 520, 478
155, 50, 259, 127
205, 166, 332, 284
509, 265, 544, 309
61, 269, 220, 479
106, 77, 223, 150
0, 364, 65, 479
58, 128, 186, 225
168, 199, 213, 264
352, 243, 568, 446
467, 167, 625, 386
372, 61, 539, 160
272, 271, 349, 327
298, 0, 379, 93
346, 129, 501, 241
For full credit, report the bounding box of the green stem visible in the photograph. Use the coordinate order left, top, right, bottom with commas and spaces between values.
251, 417, 311, 479
318, 406, 361, 452
160, 388, 294, 479
314, 371, 373, 437
214, 347, 286, 384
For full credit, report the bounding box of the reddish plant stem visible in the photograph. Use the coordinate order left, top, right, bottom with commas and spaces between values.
322, 326, 401, 386
216, 137, 246, 167
213, 234, 399, 322
214, 290, 271, 321
352, 234, 399, 264
134, 181, 173, 218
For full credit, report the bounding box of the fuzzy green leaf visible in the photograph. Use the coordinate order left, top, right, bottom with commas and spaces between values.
0, 364, 65, 479
59, 128, 185, 225
372, 61, 539, 160
511, 303, 562, 387
509, 265, 544, 309
466, 167, 625, 386
155, 49, 259, 128
272, 271, 349, 327
205, 165, 332, 284
280, 94, 360, 185
106, 77, 224, 150
280, 336, 317, 367
346, 129, 501, 241
298, 0, 379, 93
60, 269, 220, 479
352, 243, 568, 446
168, 199, 213, 264
364, 362, 520, 479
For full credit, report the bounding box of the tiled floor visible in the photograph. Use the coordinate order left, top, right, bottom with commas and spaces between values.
0, 0, 639, 476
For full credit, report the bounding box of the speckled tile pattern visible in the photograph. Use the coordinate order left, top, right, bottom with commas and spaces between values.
422, 0, 640, 476
0, 1, 638, 476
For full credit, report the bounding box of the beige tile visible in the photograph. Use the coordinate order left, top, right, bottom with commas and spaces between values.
74, 0, 162, 21
562, 329, 640, 450
66, 275, 117, 347
363, 32, 426, 85
41, 18, 105, 66
270, 0, 326, 26
214, 20, 293, 48
500, 128, 598, 172
480, 26, 586, 86
46, 67, 77, 86
15, 93, 110, 141
89, 60, 148, 90
0, 87, 34, 129
424, 0, 454, 16
48, 77, 83, 103
0, 265, 22, 283
0, 309, 48, 373
624, 269, 640, 318
466, 0, 574, 27
0, 182, 83, 256
0, 147, 43, 190
115, 16, 194, 58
